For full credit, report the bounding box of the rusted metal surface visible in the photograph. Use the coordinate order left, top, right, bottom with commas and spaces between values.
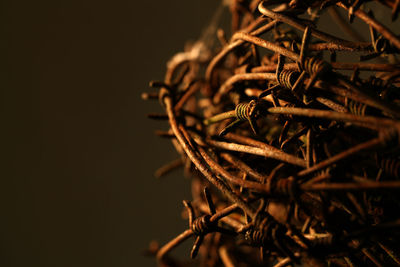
145, 1, 400, 266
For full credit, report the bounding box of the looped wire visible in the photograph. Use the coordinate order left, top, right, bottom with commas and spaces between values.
345, 98, 369, 116
220, 100, 260, 136
235, 102, 252, 121
191, 215, 215, 236
375, 154, 400, 178
278, 69, 301, 90
301, 56, 331, 77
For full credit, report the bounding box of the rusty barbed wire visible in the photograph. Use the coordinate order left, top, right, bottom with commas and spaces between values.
144, 0, 400, 266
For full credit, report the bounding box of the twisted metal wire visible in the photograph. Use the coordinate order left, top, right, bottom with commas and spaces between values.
277, 69, 301, 90
300, 56, 331, 78
191, 215, 215, 236
376, 154, 400, 178
346, 98, 369, 116
147, 0, 400, 265
235, 102, 252, 121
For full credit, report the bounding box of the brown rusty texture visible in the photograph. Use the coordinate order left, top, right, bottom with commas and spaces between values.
144, 0, 400, 266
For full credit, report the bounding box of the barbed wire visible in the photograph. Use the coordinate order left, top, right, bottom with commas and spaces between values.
145, 0, 400, 266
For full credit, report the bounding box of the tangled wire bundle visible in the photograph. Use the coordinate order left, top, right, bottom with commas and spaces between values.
144, 1, 400, 266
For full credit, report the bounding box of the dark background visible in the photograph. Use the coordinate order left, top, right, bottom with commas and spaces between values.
1, 1, 221, 266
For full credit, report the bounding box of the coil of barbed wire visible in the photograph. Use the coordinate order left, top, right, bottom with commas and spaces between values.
144, 0, 400, 266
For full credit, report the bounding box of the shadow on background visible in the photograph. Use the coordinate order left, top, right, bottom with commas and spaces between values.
2, 1, 219, 266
